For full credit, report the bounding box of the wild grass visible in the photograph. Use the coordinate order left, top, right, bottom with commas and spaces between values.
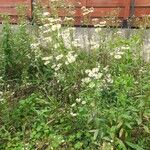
0, 1, 150, 149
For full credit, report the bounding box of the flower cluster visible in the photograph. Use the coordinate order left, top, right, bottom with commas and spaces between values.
101, 66, 114, 89
61, 28, 76, 49
83, 67, 102, 80
0, 91, 4, 103
42, 56, 53, 65
30, 43, 40, 50
51, 24, 61, 31
81, 6, 94, 16
90, 37, 100, 50
65, 51, 77, 65
93, 20, 107, 28
82, 67, 103, 88
72, 38, 82, 48
70, 98, 86, 117
95, 27, 102, 33
110, 50, 125, 60
110, 46, 130, 59
43, 12, 50, 17
30, 42, 42, 58
63, 17, 75, 24
52, 63, 62, 71
50, 54, 64, 72
56, 54, 63, 61
85, 67, 102, 79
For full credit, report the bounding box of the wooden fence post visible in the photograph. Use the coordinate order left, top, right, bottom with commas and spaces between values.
122, 0, 131, 28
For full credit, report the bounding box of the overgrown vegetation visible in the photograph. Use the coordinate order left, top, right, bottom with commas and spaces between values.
0, 1, 150, 149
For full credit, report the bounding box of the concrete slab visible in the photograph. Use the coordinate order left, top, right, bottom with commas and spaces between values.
0, 25, 150, 61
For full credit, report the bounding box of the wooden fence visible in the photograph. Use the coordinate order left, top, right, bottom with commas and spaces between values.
0, 0, 32, 22
0, 0, 150, 27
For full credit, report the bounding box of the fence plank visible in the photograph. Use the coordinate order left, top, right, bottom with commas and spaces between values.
0, 0, 32, 23
0, 0, 150, 25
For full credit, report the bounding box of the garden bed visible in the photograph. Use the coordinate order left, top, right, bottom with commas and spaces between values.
0, 2, 150, 150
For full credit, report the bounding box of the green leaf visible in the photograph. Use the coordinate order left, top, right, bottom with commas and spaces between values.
136, 117, 142, 125
74, 142, 83, 149
93, 129, 99, 141
143, 125, 150, 133
76, 132, 82, 139
36, 125, 42, 131
116, 138, 127, 150
125, 141, 144, 150
125, 123, 132, 129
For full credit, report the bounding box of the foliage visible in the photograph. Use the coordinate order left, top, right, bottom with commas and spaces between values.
0, 1, 150, 150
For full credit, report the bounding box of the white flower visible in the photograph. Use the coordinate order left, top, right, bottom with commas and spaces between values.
43, 12, 50, 17
95, 28, 102, 33
0, 98, 4, 102
110, 52, 114, 56
107, 74, 111, 78
54, 63, 62, 71
81, 6, 86, 10
107, 78, 113, 84
88, 71, 95, 78
103, 65, 109, 72
81, 101, 86, 105
114, 54, 122, 59
121, 46, 130, 50
70, 112, 77, 117
85, 69, 90, 74
51, 0, 58, 2
71, 103, 76, 107
54, 72, 58, 77
88, 71, 93, 77
52, 64, 57, 69
43, 23, 50, 28
45, 37, 52, 43
76, 98, 81, 103
82, 7, 94, 16
90, 102, 95, 107
65, 52, 77, 65
44, 61, 50, 65
30, 43, 40, 49
43, 29, 51, 34
64, 17, 74, 22
89, 82, 95, 88
95, 73, 103, 79
0, 91, 3, 95
106, 74, 113, 84
51, 24, 61, 31
111, 50, 124, 60
117, 51, 124, 55
92, 18, 99, 23
82, 77, 91, 84
56, 54, 63, 61
72, 39, 82, 48
85, 67, 101, 78
92, 67, 99, 73
42, 56, 53, 61
47, 18, 55, 23
65, 61, 69, 65
99, 21, 107, 27
117, 30, 122, 34
54, 43, 60, 49
110, 140, 114, 143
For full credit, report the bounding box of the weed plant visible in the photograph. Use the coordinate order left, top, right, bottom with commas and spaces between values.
0, 1, 150, 149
